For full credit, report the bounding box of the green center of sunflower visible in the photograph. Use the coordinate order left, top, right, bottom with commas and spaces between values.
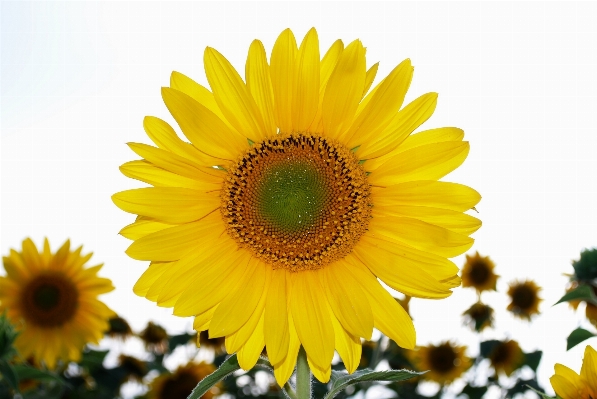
21, 273, 79, 328
222, 133, 371, 272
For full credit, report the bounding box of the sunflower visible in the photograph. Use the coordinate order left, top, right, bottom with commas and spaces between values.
198, 330, 226, 353
506, 280, 542, 320
0, 238, 114, 368
106, 315, 133, 340
462, 301, 494, 332
408, 341, 471, 384
112, 27, 481, 385
148, 361, 219, 399
139, 321, 168, 353
487, 339, 524, 376
461, 252, 498, 293
118, 354, 148, 383
550, 345, 597, 399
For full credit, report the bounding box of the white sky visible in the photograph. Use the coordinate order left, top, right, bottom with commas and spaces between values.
1, 1, 596, 397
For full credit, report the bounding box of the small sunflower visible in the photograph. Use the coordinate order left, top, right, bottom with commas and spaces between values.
0, 238, 114, 368
118, 354, 148, 382
487, 339, 524, 376
198, 330, 226, 353
106, 315, 133, 340
139, 321, 168, 353
462, 301, 494, 332
408, 341, 471, 384
506, 280, 542, 320
113, 27, 481, 384
461, 252, 498, 293
550, 345, 597, 399
148, 361, 219, 399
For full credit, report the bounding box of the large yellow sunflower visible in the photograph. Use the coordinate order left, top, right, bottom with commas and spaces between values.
0, 238, 115, 368
112, 27, 481, 385
550, 345, 597, 399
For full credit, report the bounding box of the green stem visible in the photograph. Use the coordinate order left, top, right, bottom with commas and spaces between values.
296, 347, 311, 399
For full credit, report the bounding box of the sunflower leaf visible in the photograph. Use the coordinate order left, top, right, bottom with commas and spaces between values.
12, 364, 64, 385
0, 360, 19, 393
566, 328, 596, 350
323, 368, 422, 399
187, 355, 272, 399
522, 350, 542, 372
554, 284, 597, 306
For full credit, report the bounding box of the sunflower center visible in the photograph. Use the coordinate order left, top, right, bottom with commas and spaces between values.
512, 286, 535, 310
222, 133, 371, 271
469, 261, 490, 285
159, 370, 200, 399
21, 273, 79, 328
429, 345, 457, 373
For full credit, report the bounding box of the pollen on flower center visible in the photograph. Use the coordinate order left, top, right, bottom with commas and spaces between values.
221, 133, 371, 272
21, 273, 79, 327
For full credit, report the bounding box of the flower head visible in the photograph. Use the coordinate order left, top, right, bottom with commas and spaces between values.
0, 238, 114, 368
550, 345, 597, 399
139, 321, 168, 353
106, 315, 133, 340
506, 280, 542, 320
487, 339, 524, 376
148, 361, 219, 399
462, 301, 494, 332
408, 341, 471, 384
118, 354, 148, 382
113, 27, 481, 384
461, 252, 498, 293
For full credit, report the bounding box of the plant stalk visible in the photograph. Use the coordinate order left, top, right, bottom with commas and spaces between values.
296, 347, 311, 399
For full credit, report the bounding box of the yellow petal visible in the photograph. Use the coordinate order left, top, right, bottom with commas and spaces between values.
120, 160, 218, 190
342, 59, 413, 147
292, 28, 320, 131
550, 374, 581, 399
133, 261, 170, 297
237, 312, 266, 370
265, 269, 290, 366
371, 181, 481, 212
204, 47, 266, 142
368, 141, 470, 187
290, 271, 334, 371
354, 237, 454, 299
246, 40, 277, 137
323, 263, 373, 339
372, 205, 481, 235
273, 314, 300, 386
143, 116, 220, 166
112, 187, 219, 224
363, 62, 379, 96
270, 28, 297, 133
193, 305, 217, 331
210, 259, 269, 337
329, 305, 361, 373
308, 356, 331, 383
226, 278, 268, 353
367, 215, 474, 258
162, 87, 248, 160
581, 345, 597, 394
344, 255, 415, 349
322, 39, 366, 139
119, 219, 171, 240
21, 238, 43, 271
358, 92, 438, 160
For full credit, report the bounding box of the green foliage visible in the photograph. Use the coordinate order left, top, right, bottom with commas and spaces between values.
460, 384, 487, 399
0, 313, 19, 361
324, 369, 422, 399
572, 248, 597, 282
554, 284, 597, 306
566, 327, 596, 350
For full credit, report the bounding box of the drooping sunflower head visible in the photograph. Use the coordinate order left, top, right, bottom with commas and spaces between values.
462, 301, 494, 332
118, 354, 148, 383
408, 341, 471, 384
572, 248, 597, 283
139, 321, 168, 353
461, 252, 498, 293
506, 280, 542, 320
148, 361, 219, 399
0, 238, 115, 368
550, 345, 597, 399
487, 339, 524, 377
113, 27, 481, 385
106, 315, 133, 340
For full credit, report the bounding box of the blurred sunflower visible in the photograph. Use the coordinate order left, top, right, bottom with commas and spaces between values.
198, 330, 226, 352
148, 361, 219, 399
106, 315, 133, 340
139, 321, 168, 353
488, 339, 524, 376
550, 345, 597, 399
118, 354, 148, 383
461, 252, 498, 293
408, 341, 471, 384
0, 238, 114, 368
113, 27, 481, 384
462, 301, 494, 332
506, 280, 542, 320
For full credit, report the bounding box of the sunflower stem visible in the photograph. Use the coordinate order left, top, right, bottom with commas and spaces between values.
296, 347, 311, 399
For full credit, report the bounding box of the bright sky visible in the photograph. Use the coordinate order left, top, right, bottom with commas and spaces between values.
1, 2, 596, 397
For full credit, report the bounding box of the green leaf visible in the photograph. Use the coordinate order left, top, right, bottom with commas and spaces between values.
0, 360, 19, 393
460, 384, 487, 399
0, 313, 19, 361
527, 385, 558, 399
187, 355, 271, 399
324, 368, 422, 399
523, 350, 542, 372
479, 340, 500, 358
79, 348, 109, 371
554, 284, 597, 306
13, 364, 64, 385
567, 328, 596, 350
